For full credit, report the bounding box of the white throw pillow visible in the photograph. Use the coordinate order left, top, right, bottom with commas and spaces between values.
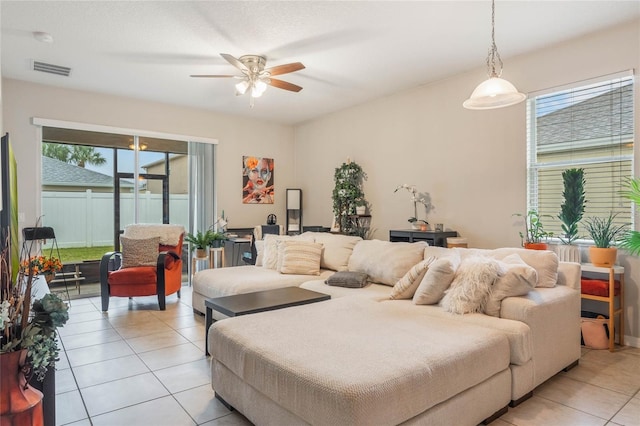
441, 256, 501, 314
413, 253, 460, 305
262, 234, 314, 270
348, 239, 427, 286
277, 240, 323, 275
389, 257, 435, 300
254, 240, 265, 267
484, 254, 537, 317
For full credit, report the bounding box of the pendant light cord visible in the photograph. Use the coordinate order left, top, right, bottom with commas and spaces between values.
487, 0, 504, 78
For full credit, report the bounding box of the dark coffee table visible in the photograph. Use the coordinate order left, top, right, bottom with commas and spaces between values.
204, 287, 330, 355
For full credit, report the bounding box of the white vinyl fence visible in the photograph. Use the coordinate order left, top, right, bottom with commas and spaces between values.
41, 190, 189, 248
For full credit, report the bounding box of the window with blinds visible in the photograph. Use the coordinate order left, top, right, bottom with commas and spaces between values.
526, 73, 634, 240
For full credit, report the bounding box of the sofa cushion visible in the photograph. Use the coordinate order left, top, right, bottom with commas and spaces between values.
120, 236, 159, 268
277, 240, 323, 275
305, 232, 362, 272
484, 254, 537, 317
441, 256, 500, 314
348, 240, 427, 286
413, 253, 460, 305
254, 240, 265, 266
209, 297, 510, 426
389, 257, 435, 299
301, 279, 392, 300
487, 248, 558, 288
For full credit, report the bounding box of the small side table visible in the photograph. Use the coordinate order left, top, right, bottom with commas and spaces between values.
209, 247, 225, 268
191, 253, 210, 280
580, 263, 624, 351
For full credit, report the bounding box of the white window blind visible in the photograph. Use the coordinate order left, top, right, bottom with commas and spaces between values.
526, 73, 634, 239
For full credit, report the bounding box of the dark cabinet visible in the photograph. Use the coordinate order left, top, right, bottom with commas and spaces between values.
389, 229, 458, 247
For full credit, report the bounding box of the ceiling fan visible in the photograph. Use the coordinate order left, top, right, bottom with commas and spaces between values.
191, 53, 305, 107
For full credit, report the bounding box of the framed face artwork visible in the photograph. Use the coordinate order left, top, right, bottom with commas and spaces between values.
242, 156, 274, 204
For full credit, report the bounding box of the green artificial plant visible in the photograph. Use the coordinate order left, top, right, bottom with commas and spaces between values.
558, 168, 586, 244
332, 160, 368, 235
619, 177, 640, 255
184, 230, 215, 250
583, 212, 628, 248
512, 210, 553, 245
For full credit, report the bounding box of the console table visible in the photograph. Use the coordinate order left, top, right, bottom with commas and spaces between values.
389, 229, 458, 247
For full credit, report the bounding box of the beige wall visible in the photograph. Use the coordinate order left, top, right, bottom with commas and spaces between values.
294, 19, 640, 344
1, 79, 295, 230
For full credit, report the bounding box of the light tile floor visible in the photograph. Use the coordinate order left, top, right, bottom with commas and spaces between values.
55, 286, 640, 425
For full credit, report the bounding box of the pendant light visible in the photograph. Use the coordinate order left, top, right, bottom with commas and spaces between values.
463, 0, 526, 110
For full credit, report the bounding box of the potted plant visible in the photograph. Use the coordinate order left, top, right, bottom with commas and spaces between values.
209, 232, 227, 249
557, 168, 586, 262
620, 177, 640, 256
184, 230, 214, 258
355, 198, 367, 215
513, 210, 553, 250
332, 160, 368, 235
583, 212, 628, 267
394, 184, 432, 230
20, 254, 63, 284
1, 236, 69, 424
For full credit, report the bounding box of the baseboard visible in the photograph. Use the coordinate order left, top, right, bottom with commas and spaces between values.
623, 335, 640, 348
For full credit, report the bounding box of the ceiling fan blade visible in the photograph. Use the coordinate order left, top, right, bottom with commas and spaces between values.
220, 53, 249, 72
266, 62, 305, 76
190, 74, 236, 78
268, 78, 303, 93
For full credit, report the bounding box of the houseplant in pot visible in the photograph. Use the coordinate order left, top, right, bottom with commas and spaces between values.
513, 210, 553, 250
1, 236, 69, 425
184, 230, 214, 258
583, 212, 628, 267
620, 177, 640, 256
557, 168, 586, 262
332, 160, 368, 235
209, 232, 227, 249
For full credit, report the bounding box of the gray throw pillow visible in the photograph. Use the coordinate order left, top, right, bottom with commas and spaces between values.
325, 271, 369, 288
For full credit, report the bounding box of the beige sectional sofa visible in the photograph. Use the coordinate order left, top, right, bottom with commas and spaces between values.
193, 232, 581, 425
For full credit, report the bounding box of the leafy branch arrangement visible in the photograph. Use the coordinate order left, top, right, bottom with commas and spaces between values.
558, 168, 586, 244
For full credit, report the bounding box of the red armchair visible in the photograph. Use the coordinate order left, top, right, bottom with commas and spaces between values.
100, 224, 185, 311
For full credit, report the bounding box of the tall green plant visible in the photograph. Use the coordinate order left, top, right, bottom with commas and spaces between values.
332, 161, 367, 235
558, 168, 586, 244
620, 178, 640, 255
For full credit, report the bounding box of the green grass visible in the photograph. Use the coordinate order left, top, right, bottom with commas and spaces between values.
45, 246, 113, 263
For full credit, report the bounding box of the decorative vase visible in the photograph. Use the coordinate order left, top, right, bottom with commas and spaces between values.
589, 247, 617, 267
43, 274, 54, 284
195, 248, 207, 258
556, 245, 581, 263
0, 350, 44, 426
524, 242, 548, 250
211, 240, 223, 249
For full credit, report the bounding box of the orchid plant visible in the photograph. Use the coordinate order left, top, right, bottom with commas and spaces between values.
394, 184, 432, 225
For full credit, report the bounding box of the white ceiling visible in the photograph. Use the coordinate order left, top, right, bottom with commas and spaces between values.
2, 1, 639, 125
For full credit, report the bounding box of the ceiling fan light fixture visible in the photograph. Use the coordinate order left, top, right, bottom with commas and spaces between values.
464, 0, 525, 110
251, 80, 268, 98
235, 80, 249, 95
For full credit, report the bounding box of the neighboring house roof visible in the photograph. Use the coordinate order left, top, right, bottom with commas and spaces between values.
537, 83, 633, 146
42, 156, 133, 188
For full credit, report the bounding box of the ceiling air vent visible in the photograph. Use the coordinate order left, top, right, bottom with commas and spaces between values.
32, 61, 71, 77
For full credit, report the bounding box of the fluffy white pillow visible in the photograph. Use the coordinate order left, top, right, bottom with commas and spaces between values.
484, 254, 537, 317
441, 256, 500, 314
277, 240, 323, 275
389, 257, 435, 300
413, 253, 460, 305
348, 240, 427, 286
